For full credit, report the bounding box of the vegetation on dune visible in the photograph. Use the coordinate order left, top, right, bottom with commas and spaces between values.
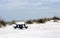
36, 19, 46, 23
6, 20, 16, 25
25, 16, 60, 24
0, 16, 60, 25
25, 20, 33, 24
0, 20, 6, 28
51, 16, 60, 22
52, 16, 60, 20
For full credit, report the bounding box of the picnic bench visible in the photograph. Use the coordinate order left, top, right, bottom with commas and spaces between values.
14, 24, 28, 29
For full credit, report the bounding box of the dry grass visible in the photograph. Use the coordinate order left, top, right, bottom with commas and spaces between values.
25, 16, 60, 24
0, 20, 6, 28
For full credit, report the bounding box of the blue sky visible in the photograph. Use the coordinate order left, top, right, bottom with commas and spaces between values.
0, 0, 60, 21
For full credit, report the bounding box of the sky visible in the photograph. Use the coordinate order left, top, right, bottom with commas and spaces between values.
0, 0, 60, 21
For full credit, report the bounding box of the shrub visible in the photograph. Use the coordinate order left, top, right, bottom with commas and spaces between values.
37, 19, 46, 23
44, 18, 48, 21
25, 20, 33, 24
52, 16, 60, 20
0, 20, 6, 28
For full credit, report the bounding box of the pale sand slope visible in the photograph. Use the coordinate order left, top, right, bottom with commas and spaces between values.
0, 20, 60, 38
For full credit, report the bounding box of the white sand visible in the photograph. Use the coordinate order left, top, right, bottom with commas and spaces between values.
0, 20, 60, 38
